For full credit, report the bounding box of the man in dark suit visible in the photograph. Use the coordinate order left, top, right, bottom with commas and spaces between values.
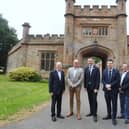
49, 62, 65, 122
120, 63, 129, 124
84, 58, 100, 122
102, 59, 120, 125
118, 64, 127, 119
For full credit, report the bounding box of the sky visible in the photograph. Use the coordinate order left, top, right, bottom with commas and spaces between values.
0, 0, 129, 39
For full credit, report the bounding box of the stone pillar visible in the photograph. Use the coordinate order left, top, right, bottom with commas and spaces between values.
64, 0, 75, 66
116, 0, 128, 65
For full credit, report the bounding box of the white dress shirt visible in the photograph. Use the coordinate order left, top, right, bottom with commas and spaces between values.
73, 68, 77, 78
57, 70, 61, 80
120, 71, 127, 86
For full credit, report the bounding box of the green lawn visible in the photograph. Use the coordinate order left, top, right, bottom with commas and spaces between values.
0, 75, 50, 120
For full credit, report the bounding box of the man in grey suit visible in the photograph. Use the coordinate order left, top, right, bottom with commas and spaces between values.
66, 59, 83, 120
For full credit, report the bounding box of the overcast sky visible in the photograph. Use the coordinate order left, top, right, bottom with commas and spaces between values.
0, 0, 129, 39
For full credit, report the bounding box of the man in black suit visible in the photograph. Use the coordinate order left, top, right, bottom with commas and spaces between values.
102, 59, 120, 125
120, 63, 129, 124
84, 58, 100, 122
49, 62, 65, 122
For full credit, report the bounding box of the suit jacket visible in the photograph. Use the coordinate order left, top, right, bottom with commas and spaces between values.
102, 68, 120, 92
49, 70, 65, 95
121, 71, 129, 97
84, 65, 100, 90
66, 67, 83, 87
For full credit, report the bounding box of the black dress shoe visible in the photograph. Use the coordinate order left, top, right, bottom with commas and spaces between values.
102, 115, 111, 120
125, 119, 129, 124
86, 113, 92, 117
117, 116, 124, 119
57, 115, 65, 119
93, 116, 97, 122
52, 116, 56, 122
112, 119, 117, 126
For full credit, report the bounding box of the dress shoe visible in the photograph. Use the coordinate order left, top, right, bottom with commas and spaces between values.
57, 115, 65, 119
112, 119, 117, 126
93, 116, 97, 122
86, 113, 92, 117
52, 116, 56, 122
117, 116, 124, 119
125, 119, 129, 124
102, 115, 111, 120
66, 112, 73, 117
77, 115, 81, 120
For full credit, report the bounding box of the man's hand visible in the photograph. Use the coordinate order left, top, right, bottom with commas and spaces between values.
106, 84, 111, 91
50, 92, 53, 96
94, 89, 98, 93
106, 84, 111, 88
107, 87, 111, 91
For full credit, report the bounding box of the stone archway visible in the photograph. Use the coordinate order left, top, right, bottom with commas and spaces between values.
76, 44, 115, 69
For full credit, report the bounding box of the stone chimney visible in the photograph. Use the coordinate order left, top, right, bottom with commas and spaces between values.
22, 22, 31, 41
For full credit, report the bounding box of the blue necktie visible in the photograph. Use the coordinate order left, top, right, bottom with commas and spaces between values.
108, 70, 112, 82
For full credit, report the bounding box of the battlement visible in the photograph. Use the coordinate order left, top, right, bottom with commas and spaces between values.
74, 4, 118, 17
29, 34, 64, 40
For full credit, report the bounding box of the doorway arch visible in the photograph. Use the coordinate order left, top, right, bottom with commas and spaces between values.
76, 44, 115, 69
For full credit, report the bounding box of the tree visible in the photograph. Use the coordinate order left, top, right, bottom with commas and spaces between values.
0, 14, 18, 73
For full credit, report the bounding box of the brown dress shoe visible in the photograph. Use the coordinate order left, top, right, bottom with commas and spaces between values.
66, 112, 73, 117
77, 114, 81, 120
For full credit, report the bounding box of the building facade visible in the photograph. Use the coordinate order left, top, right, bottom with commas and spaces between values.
7, 0, 129, 77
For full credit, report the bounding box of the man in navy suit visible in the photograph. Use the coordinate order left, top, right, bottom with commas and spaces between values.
120, 64, 129, 124
49, 62, 65, 122
102, 59, 120, 125
84, 58, 100, 122
118, 64, 127, 119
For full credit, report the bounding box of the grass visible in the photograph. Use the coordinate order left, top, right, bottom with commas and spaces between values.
0, 75, 50, 120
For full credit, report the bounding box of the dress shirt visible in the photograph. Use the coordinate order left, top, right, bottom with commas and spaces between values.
120, 71, 127, 86
57, 70, 61, 80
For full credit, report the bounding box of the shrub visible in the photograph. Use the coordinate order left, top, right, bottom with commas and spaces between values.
8, 67, 42, 82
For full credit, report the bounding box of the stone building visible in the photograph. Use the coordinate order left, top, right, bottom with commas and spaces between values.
7, 0, 129, 77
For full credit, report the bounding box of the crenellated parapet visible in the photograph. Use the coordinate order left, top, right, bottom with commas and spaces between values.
74, 5, 118, 17
28, 34, 64, 40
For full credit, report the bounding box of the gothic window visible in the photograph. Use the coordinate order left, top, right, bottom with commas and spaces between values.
83, 28, 92, 35
83, 26, 108, 36
41, 52, 55, 71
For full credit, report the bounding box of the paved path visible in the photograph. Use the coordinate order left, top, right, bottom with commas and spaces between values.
0, 88, 129, 129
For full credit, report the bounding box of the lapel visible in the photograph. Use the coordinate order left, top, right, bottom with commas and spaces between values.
90, 65, 95, 76
55, 70, 60, 81
105, 68, 109, 80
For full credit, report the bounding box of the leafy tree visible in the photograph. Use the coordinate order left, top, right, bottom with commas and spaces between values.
0, 14, 18, 73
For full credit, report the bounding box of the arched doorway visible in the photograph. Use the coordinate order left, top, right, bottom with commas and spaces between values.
76, 44, 115, 70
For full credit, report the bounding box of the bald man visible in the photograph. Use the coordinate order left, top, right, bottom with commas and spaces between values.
49, 62, 65, 122
66, 59, 83, 120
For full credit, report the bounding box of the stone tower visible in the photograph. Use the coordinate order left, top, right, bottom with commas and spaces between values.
64, 0, 75, 66
116, 0, 128, 63
64, 0, 128, 68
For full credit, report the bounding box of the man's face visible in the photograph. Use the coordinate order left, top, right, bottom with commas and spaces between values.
88, 58, 94, 66
73, 60, 79, 68
56, 63, 62, 71
107, 61, 113, 69
122, 64, 128, 72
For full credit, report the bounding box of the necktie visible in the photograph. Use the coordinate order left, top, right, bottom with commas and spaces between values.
108, 70, 112, 82
89, 66, 92, 76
